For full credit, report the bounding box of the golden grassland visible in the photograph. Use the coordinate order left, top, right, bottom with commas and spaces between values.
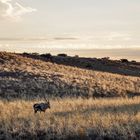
0, 97, 140, 139
0, 52, 140, 98
0, 52, 140, 139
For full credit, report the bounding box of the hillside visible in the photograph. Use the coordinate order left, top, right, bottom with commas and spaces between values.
21, 52, 140, 77
0, 51, 140, 99
0, 51, 140, 139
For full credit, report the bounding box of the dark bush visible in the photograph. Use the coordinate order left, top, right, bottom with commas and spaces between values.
101, 57, 110, 60
57, 53, 67, 57
31, 53, 39, 56
23, 52, 30, 55
85, 63, 92, 68
121, 59, 129, 63
0, 58, 4, 64
40, 53, 52, 59
74, 55, 79, 58
131, 60, 136, 63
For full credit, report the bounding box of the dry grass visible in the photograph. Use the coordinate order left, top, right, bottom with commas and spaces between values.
0, 52, 140, 98
0, 52, 140, 139
0, 97, 140, 139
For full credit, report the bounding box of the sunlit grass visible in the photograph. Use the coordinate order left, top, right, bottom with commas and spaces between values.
0, 97, 140, 139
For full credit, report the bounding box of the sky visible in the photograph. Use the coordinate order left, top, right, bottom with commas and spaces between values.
0, 0, 140, 51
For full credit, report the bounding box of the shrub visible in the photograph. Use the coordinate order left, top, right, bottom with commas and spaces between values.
23, 52, 30, 55
120, 59, 129, 63
85, 63, 92, 68
131, 60, 136, 63
74, 55, 79, 58
31, 53, 39, 56
57, 53, 67, 57
40, 53, 52, 59
0, 58, 4, 64
101, 57, 110, 61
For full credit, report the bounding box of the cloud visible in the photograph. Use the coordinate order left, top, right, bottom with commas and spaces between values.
0, 0, 36, 21
107, 32, 132, 41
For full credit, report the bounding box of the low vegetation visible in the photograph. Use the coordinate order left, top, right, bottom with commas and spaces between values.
21, 52, 140, 77
0, 52, 139, 99
0, 97, 140, 139
0, 51, 140, 139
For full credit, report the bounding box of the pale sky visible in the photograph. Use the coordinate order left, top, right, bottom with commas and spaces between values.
0, 0, 140, 49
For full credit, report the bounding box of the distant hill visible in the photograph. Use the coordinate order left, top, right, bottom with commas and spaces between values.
0, 51, 139, 99
21, 52, 140, 77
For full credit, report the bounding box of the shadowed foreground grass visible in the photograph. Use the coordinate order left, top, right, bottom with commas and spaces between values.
0, 97, 140, 140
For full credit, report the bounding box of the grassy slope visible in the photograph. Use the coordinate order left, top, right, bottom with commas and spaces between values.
0, 52, 140, 99
0, 52, 140, 139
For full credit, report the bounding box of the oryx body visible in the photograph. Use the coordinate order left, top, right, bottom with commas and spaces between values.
33, 98, 50, 113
